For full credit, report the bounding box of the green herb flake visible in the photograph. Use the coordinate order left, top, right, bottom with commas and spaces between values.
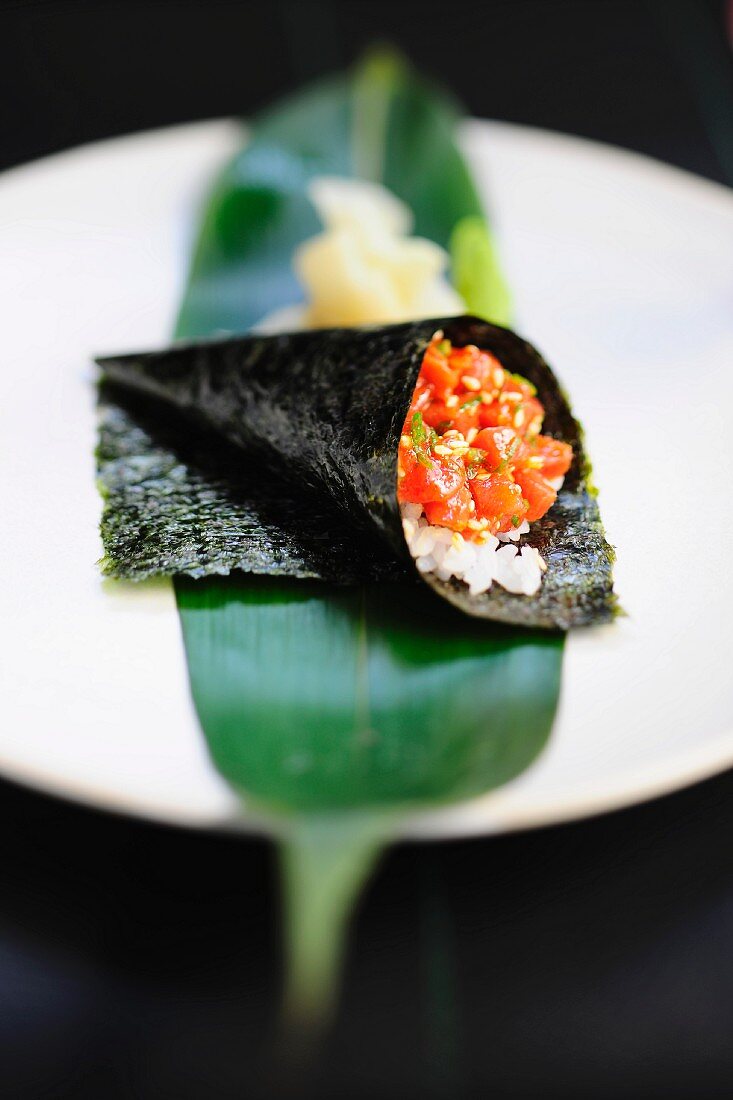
510, 372, 537, 396
511, 514, 521, 528
437, 339, 452, 356
411, 411, 427, 447
410, 410, 434, 468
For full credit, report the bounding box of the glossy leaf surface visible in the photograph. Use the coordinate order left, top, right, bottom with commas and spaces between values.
169, 52, 561, 1022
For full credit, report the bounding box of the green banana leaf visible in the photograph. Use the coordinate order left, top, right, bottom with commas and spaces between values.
167, 50, 562, 1024
176, 574, 561, 1020
176, 51, 511, 339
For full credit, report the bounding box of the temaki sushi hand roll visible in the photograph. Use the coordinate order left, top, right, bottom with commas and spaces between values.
97, 315, 617, 629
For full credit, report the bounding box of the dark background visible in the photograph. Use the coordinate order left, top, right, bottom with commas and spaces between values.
2, 2, 733, 1098
2, 0, 732, 184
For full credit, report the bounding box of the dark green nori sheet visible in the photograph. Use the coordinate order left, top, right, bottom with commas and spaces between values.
96, 316, 617, 629
97, 384, 404, 585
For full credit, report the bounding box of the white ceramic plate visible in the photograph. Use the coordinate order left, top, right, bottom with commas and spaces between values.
1, 119, 732, 837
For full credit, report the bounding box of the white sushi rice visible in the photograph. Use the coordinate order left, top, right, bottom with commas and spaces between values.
401, 500, 556, 598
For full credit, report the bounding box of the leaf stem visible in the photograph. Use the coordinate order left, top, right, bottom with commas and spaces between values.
279, 813, 387, 1030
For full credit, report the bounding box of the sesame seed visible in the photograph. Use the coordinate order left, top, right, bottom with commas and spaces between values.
445, 395, 459, 408
397, 468, 405, 478
400, 435, 411, 447
461, 375, 481, 391
451, 532, 465, 548
527, 455, 544, 469
466, 428, 478, 444
443, 429, 463, 438
480, 392, 494, 405
529, 416, 543, 435
514, 409, 525, 428
499, 391, 522, 404
474, 471, 492, 481
433, 445, 452, 456
493, 367, 505, 387
468, 499, 476, 512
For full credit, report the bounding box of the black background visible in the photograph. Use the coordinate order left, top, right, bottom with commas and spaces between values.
2, 0, 732, 184
2, 2, 733, 1098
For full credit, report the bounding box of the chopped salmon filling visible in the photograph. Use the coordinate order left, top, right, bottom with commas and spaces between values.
397, 334, 572, 536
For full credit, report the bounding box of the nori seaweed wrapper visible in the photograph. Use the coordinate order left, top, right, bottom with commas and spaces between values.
97, 316, 617, 629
